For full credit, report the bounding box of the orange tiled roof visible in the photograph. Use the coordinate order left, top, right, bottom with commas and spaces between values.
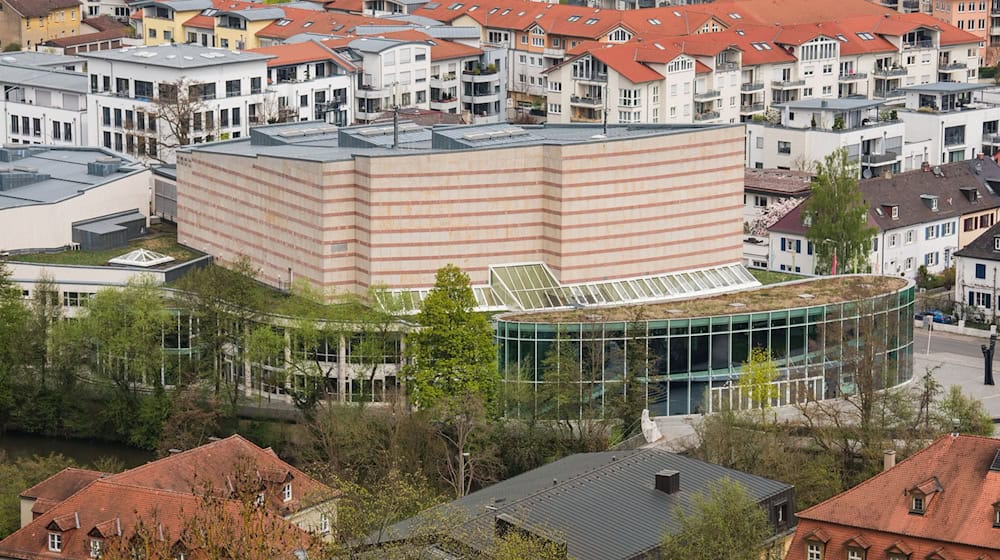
250, 40, 358, 71
548, 43, 664, 84
325, 0, 365, 13
787, 434, 1000, 560
0, 479, 314, 560
377, 29, 483, 60
183, 13, 215, 29
20, 468, 106, 505
256, 7, 405, 39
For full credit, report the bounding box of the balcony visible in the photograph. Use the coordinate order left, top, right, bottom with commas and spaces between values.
873, 88, 903, 99
902, 0, 920, 11
861, 151, 899, 165
716, 61, 739, 72
694, 89, 721, 101
740, 103, 765, 114
939, 61, 968, 71
993, 5, 1000, 15
543, 47, 565, 58
741, 82, 764, 92
873, 66, 907, 77
572, 72, 608, 83
694, 110, 720, 121
357, 84, 388, 98
430, 73, 457, 88
838, 72, 868, 81
430, 97, 459, 110
462, 70, 499, 84
903, 39, 934, 49
570, 95, 603, 107
771, 79, 806, 88
984, 133, 1000, 144
468, 91, 500, 103
992, 26, 1000, 34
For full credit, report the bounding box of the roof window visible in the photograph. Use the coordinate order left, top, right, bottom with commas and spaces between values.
585, 18, 598, 24
728, 12, 742, 18
568, 15, 580, 21
488, 7, 498, 13
501, 8, 510, 14
857, 32, 875, 40
647, 18, 661, 24
447, 2, 463, 9
275, 18, 291, 26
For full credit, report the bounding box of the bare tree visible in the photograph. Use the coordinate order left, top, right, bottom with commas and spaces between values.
147, 78, 218, 163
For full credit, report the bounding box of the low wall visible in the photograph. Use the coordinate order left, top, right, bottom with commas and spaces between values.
913, 319, 997, 339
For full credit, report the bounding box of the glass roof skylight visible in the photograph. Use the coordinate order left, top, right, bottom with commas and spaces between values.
107, 248, 175, 268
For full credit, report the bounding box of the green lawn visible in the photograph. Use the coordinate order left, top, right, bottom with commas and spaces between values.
749, 268, 807, 285
12, 235, 201, 267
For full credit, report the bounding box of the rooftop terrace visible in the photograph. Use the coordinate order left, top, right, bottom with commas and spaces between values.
501, 275, 909, 323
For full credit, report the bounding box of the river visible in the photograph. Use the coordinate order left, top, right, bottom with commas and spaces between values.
0, 432, 153, 469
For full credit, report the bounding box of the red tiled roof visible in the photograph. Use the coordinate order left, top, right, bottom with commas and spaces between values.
107, 435, 333, 514
250, 40, 358, 71
377, 29, 483, 60
0, 480, 314, 560
694, 60, 712, 74
546, 43, 664, 84
787, 434, 1000, 560
183, 13, 215, 29
744, 168, 813, 197
5, 0, 80, 18
324, 0, 364, 13
21, 468, 105, 505
256, 7, 404, 39
81, 15, 126, 32
44, 28, 129, 47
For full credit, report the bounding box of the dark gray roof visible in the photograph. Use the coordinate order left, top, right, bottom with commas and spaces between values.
954, 220, 1000, 261
861, 157, 1000, 231
384, 449, 792, 560
80, 43, 273, 69
900, 82, 989, 94
0, 148, 144, 210
776, 98, 883, 111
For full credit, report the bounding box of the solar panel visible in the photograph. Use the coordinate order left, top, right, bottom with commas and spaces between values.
990, 449, 1000, 472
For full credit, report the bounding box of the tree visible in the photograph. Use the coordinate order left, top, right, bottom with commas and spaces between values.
935, 385, 994, 436
0, 261, 29, 428
405, 265, 497, 410
0, 452, 77, 538
660, 478, 774, 560
433, 395, 500, 498
802, 148, 877, 275
738, 347, 780, 422
146, 78, 219, 163
747, 197, 803, 237
22, 273, 61, 389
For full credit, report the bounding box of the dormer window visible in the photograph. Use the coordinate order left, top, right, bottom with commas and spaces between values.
90, 538, 103, 558
993, 501, 1000, 527
283, 482, 293, 502
994, 236, 1000, 251
921, 194, 939, 212
48, 533, 62, 552
803, 529, 830, 560
255, 492, 265, 507
891, 205, 899, 219
911, 494, 925, 514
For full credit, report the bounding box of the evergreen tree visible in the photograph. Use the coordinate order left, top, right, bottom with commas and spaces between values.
803, 148, 877, 275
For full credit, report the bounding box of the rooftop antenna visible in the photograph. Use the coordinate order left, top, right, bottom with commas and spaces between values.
603, 83, 608, 135
391, 82, 400, 149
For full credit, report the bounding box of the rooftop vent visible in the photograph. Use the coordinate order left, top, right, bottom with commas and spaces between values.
0, 169, 50, 191
88, 157, 122, 177
655, 470, 680, 494
0, 147, 29, 162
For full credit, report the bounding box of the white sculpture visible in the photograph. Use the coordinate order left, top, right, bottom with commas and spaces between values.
640, 408, 662, 443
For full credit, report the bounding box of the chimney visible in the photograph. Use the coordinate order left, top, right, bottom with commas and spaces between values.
884, 170, 892, 180
655, 470, 680, 494
979, 152, 985, 160
883, 450, 896, 471
922, 161, 931, 172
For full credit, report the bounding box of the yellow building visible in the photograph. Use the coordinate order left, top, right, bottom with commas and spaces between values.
0, 0, 82, 51
136, 0, 202, 45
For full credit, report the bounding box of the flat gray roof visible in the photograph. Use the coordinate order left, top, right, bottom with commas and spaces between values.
0, 63, 88, 93
900, 82, 989, 94
0, 51, 85, 69
216, 7, 286, 21
776, 98, 883, 110
0, 148, 145, 210
183, 120, 736, 163
80, 43, 273, 69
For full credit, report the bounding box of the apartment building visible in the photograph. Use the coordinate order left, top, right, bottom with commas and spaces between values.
931, 0, 989, 64
0, 61, 89, 147
898, 82, 1000, 166
768, 157, 1000, 277
251, 40, 356, 126
82, 0, 131, 20
746, 98, 909, 177
81, 43, 273, 163
954, 220, 1000, 316
0, 0, 83, 51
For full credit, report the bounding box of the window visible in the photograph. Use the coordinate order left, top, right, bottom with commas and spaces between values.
52, 121, 61, 140
847, 550, 864, 560
905, 257, 914, 270
924, 252, 939, 266
251, 77, 262, 94
9, 115, 17, 134
548, 103, 561, 113
64, 123, 71, 141
619, 89, 640, 107
756, 137, 764, 149
532, 36, 544, 47
778, 141, 791, 154
906, 230, 915, 244
283, 482, 293, 502
807, 543, 822, 560
966, 217, 978, 231
944, 125, 966, 147
319, 514, 330, 534
754, 195, 767, 208
995, 236, 1000, 251
225, 79, 241, 97
925, 225, 938, 240
888, 233, 898, 248
911, 494, 925, 514
90, 539, 102, 558
979, 263, 989, 279
48, 533, 61, 552
232, 107, 240, 126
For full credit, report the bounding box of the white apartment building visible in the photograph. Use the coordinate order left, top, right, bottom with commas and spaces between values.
83, 0, 131, 19
0, 62, 89, 147
251, 41, 356, 126
330, 37, 432, 123
768, 157, 1000, 278
953, 221, 1000, 320
80, 43, 273, 163
746, 98, 911, 177
898, 82, 1000, 166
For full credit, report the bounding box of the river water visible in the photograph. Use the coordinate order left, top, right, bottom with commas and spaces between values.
0, 432, 153, 469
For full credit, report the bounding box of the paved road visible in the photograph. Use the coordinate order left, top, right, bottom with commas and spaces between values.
650, 327, 1000, 449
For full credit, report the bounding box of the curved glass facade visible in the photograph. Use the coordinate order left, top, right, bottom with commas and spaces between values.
496, 279, 915, 418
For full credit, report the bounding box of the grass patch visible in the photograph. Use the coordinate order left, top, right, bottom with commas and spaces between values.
12, 225, 202, 267
749, 268, 807, 285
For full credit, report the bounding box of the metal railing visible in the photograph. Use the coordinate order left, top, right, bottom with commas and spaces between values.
939, 61, 968, 71
694, 89, 721, 100
570, 95, 603, 106
903, 39, 933, 49
873, 67, 907, 77
771, 79, 806, 88
740, 103, 765, 113
694, 110, 720, 121
741, 82, 764, 92
838, 72, 868, 81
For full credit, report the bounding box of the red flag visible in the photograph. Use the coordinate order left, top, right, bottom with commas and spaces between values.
831, 250, 838, 276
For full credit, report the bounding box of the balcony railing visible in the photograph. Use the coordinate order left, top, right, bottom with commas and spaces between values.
984, 133, 1000, 144
939, 61, 968, 71
543, 47, 565, 58
572, 72, 608, 82
694, 110, 720, 121
570, 95, 603, 107
771, 79, 806, 88
903, 39, 933, 49
741, 82, 764, 92
838, 72, 868, 81
861, 151, 898, 164
740, 103, 765, 113
694, 89, 721, 100
873, 88, 903, 99
716, 61, 739, 72
873, 67, 907, 77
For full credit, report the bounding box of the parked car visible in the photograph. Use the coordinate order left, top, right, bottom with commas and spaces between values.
914, 310, 954, 324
